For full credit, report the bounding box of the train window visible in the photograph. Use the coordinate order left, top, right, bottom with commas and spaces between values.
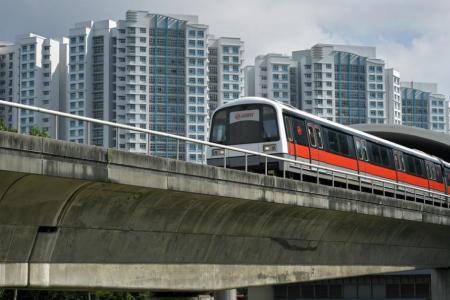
404, 154, 427, 178
435, 164, 443, 183
323, 127, 355, 158
327, 129, 339, 153
283, 115, 294, 142
379, 147, 392, 168
292, 118, 308, 146
445, 168, 450, 185
393, 151, 405, 171
355, 139, 368, 161
425, 162, 435, 180
284, 114, 308, 146
307, 124, 316, 147
210, 104, 279, 145
367, 141, 394, 169
262, 106, 278, 140
315, 127, 324, 149
211, 110, 226, 143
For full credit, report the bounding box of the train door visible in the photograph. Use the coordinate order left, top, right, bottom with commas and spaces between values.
283, 114, 310, 161
306, 122, 323, 165
444, 167, 450, 195
354, 137, 368, 174
283, 115, 296, 159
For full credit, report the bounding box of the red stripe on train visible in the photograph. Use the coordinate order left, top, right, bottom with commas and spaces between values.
287, 142, 310, 159
358, 161, 397, 181
429, 181, 445, 193
317, 149, 358, 171
397, 172, 429, 189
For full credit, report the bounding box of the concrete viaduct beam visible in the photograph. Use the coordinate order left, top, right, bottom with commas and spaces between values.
0, 132, 450, 291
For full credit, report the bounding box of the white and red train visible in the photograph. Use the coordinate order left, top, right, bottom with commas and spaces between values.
207, 97, 450, 204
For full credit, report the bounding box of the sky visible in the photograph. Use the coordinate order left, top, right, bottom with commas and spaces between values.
1, 0, 449, 96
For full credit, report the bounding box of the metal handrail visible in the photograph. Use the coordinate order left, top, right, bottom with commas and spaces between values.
0, 99, 448, 207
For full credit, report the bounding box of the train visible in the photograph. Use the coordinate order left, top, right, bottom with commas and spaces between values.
206, 97, 450, 205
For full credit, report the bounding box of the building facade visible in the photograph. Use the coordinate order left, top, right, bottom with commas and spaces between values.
208, 36, 244, 113
0, 34, 66, 137
65, 11, 210, 162
385, 68, 402, 125
292, 44, 387, 125
67, 20, 116, 145
401, 81, 448, 133
0, 42, 15, 127
254, 53, 297, 106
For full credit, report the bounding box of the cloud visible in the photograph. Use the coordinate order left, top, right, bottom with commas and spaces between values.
0, 0, 449, 95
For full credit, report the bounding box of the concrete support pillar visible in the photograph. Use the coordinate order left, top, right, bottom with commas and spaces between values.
248, 286, 273, 300
214, 289, 237, 300
432, 268, 450, 300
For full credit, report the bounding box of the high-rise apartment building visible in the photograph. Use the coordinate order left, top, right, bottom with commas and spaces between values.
385, 68, 402, 125
254, 53, 298, 106
208, 36, 244, 112
0, 42, 15, 126
110, 11, 209, 162
293, 44, 387, 125
0, 34, 65, 137
65, 12, 210, 162
401, 81, 448, 133
67, 20, 117, 145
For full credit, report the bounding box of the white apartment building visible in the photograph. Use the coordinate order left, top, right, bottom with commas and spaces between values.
208, 36, 244, 113
67, 20, 117, 146
0, 42, 15, 126
185, 21, 209, 162
0, 34, 65, 137
243, 65, 255, 97
254, 53, 298, 106
293, 44, 387, 125
401, 81, 448, 133
385, 68, 402, 125
111, 11, 209, 162
65, 12, 210, 162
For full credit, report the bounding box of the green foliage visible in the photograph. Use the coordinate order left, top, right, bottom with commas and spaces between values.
29, 126, 49, 138
0, 118, 17, 133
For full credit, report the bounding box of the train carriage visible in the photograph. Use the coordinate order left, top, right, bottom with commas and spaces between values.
207, 97, 449, 206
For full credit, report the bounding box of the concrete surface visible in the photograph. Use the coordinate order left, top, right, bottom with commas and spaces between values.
432, 268, 450, 300
0, 131, 450, 291
351, 123, 450, 161
248, 286, 273, 300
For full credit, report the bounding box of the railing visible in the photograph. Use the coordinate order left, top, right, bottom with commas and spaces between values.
0, 99, 449, 209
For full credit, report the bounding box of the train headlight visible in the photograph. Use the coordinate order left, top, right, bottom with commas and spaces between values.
263, 144, 277, 152
212, 148, 225, 156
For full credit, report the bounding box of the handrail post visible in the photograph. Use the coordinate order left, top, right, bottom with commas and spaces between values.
244, 153, 248, 172
224, 149, 227, 169
54, 115, 58, 140
116, 127, 120, 150
86, 121, 91, 145
176, 140, 180, 161
16, 107, 21, 134
265, 156, 268, 175
147, 134, 150, 156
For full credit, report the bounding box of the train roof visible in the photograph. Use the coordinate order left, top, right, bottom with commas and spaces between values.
216, 97, 441, 163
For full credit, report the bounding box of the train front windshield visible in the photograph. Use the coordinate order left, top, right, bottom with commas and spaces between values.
210, 104, 279, 145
